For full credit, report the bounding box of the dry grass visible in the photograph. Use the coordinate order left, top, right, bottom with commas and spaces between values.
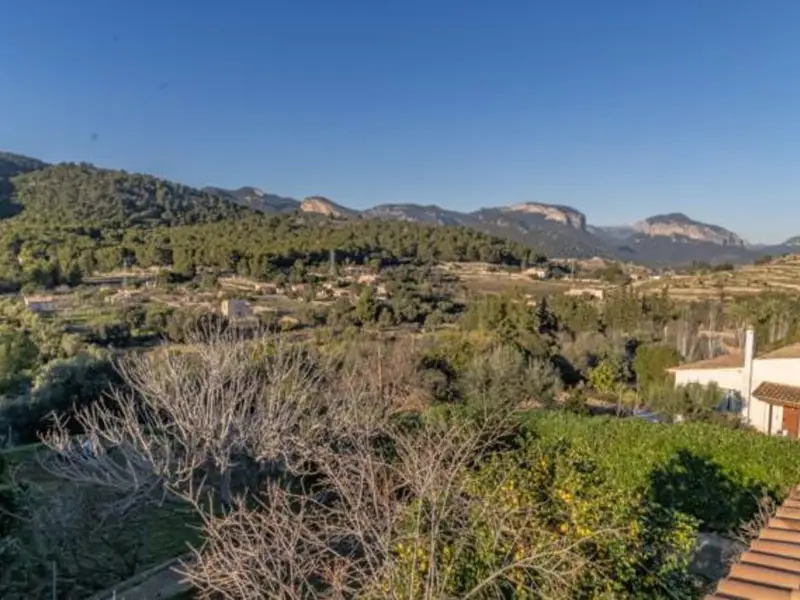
635, 255, 800, 301
440, 262, 607, 297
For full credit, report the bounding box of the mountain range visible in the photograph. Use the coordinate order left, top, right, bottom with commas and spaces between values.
1, 149, 795, 267
201, 185, 796, 267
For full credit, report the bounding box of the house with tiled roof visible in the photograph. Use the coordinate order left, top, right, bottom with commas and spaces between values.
669, 328, 800, 437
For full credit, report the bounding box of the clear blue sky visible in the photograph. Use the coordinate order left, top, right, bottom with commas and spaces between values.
2, 0, 799, 242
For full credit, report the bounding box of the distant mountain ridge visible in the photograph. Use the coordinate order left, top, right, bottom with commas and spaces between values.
782, 236, 800, 247
220, 187, 797, 266
2, 149, 796, 267
202, 186, 300, 213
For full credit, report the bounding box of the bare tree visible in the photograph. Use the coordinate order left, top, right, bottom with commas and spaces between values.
39, 327, 592, 599
40, 327, 328, 507
183, 414, 587, 600
726, 494, 778, 567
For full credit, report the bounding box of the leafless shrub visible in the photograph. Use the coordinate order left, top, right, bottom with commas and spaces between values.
40, 327, 329, 506
729, 494, 778, 560
183, 413, 585, 599
39, 327, 587, 599
674, 316, 701, 361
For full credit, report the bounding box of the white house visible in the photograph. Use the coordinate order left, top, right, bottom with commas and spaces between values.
523, 267, 549, 279
220, 298, 252, 320
23, 295, 61, 314
668, 327, 800, 437
564, 288, 605, 300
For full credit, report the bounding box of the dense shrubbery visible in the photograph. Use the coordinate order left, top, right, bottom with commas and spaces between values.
1, 318, 795, 597
632, 343, 681, 390
0, 328, 39, 394
463, 432, 699, 598
9, 331, 711, 599
0, 353, 121, 444
375, 421, 699, 599
523, 411, 800, 531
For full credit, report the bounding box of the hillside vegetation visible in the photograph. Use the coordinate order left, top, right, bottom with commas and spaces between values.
0, 151, 48, 178
7, 163, 252, 228
0, 161, 543, 290
636, 255, 800, 300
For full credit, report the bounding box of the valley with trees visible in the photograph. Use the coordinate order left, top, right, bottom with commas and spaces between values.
4, 153, 800, 599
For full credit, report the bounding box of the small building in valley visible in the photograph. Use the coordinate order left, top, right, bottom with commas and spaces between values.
220, 298, 252, 320
523, 267, 550, 279
669, 327, 800, 437
23, 295, 61, 314
564, 288, 605, 300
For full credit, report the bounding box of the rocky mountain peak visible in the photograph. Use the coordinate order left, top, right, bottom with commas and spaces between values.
364, 204, 462, 226
634, 213, 746, 247
300, 196, 357, 218
238, 186, 265, 197
231, 187, 268, 201
500, 202, 587, 230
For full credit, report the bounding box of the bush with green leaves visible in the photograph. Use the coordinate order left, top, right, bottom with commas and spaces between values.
0, 353, 120, 443
0, 327, 39, 393
633, 344, 681, 390
587, 354, 625, 395
460, 293, 557, 358
383, 430, 698, 599
645, 382, 738, 424
459, 345, 563, 410
523, 411, 800, 532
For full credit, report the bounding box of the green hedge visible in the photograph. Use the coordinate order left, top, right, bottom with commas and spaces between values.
522, 412, 800, 532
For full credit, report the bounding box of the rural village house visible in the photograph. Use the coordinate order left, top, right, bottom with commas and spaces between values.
22, 295, 62, 314
220, 298, 252, 320
669, 327, 800, 437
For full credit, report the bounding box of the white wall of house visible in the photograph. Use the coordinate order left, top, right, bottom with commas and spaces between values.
745, 397, 777, 434
672, 358, 800, 434
747, 358, 800, 434
671, 327, 800, 435
673, 368, 744, 391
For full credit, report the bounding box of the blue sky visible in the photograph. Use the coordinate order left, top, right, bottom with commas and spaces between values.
1, 0, 799, 242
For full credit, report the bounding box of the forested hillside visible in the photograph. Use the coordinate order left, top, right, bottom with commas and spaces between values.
0, 160, 543, 290
0, 151, 48, 178
7, 163, 251, 228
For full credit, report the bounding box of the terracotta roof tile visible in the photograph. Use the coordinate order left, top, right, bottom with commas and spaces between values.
669, 352, 743, 371
753, 382, 800, 408
704, 485, 800, 600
